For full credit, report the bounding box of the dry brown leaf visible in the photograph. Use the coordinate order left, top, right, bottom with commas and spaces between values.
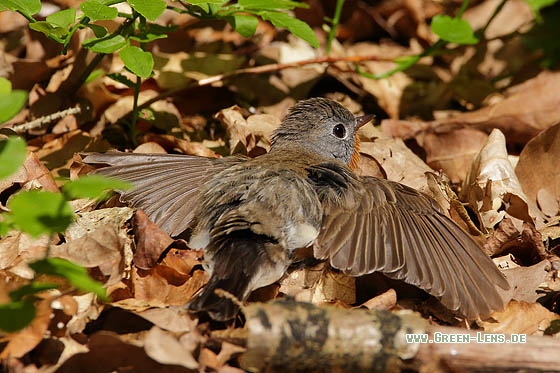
501, 260, 556, 304
215, 342, 246, 371
359, 288, 397, 311
516, 122, 560, 220
383, 71, 560, 150
51, 294, 79, 317
483, 216, 546, 261
417, 126, 488, 184
0, 10, 29, 33
132, 267, 207, 307
0, 232, 50, 274
462, 129, 534, 230
51, 226, 124, 285
199, 347, 220, 371
458, 0, 534, 82
348, 43, 416, 119
135, 307, 198, 333
359, 138, 434, 194
161, 246, 203, 277
246, 113, 281, 149
139, 133, 217, 157
143, 326, 198, 369
65, 293, 104, 334
33, 130, 111, 181
132, 209, 174, 270
446, 71, 560, 144
464, 0, 532, 39
280, 262, 356, 305
56, 208, 134, 285
215, 105, 278, 157
481, 300, 560, 335
21, 151, 59, 192
216, 106, 251, 155
354, 152, 385, 179
56, 331, 192, 372
133, 142, 167, 154
0, 232, 20, 270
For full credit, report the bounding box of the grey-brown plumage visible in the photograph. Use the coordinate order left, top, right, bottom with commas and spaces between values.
83, 97, 509, 321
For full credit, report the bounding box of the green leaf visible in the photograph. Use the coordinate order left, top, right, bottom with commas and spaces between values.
188, 0, 228, 4
0, 300, 36, 332
0, 220, 10, 238
127, 0, 166, 21
140, 108, 155, 120
87, 23, 108, 38
0, 76, 11, 94
0, 77, 28, 124
525, 0, 559, 21
239, 0, 308, 10
259, 11, 318, 47
525, 0, 558, 12
85, 68, 104, 84
29, 21, 68, 40
119, 46, 154, 78
9, 283, 59, 302
0, 221, 9, 236
129, 24, 175, 43
130, 23, 178, 43
189, 0, 227, 13
7, 191, 75, 237
62, 174, 131, 200
84, 34, 127, 54
356, 54, 421, 79
29, 258, 108, 301
431, 15, 478, 45
0, 136, 26, 179
46, 8, 76, 28
228, 15, 258, 37
0, 0, 41, 16
80, 0, 118, 21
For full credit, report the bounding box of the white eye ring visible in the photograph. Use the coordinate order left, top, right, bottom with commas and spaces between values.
333, 123, 346, 139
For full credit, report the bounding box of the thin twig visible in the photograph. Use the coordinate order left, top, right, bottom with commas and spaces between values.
12, 106, 82, 134
136, 54, 385, 112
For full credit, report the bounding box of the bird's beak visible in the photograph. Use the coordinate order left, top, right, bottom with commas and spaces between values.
355, 114, 375, 128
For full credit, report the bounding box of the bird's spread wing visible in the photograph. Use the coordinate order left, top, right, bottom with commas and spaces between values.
310, 162, 510, 318
82, 153, 245, 236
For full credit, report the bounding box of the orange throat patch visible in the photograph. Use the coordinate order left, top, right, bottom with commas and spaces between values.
349, 134, 361, 170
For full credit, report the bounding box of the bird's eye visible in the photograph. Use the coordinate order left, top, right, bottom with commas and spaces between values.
333, 124, 346, 139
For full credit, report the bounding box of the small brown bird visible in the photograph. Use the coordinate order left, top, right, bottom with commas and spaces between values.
83, 98, 509, 321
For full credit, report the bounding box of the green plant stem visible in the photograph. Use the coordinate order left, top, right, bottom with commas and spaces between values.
326, 0, 345, 54
117, 12, 134, 19
62, 17, 91, 54
16, 10, 35, 23
76, 53, 106, 91
129, 74, 141, 145
361, 0, 510, 79
73, 14, 137, 93
457, 0, 470, 18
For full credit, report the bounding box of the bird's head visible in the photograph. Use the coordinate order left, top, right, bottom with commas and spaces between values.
270, 98, 373, 169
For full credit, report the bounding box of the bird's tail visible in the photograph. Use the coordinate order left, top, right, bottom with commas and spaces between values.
187, 272, 250, 322
186, 229, 276, 322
